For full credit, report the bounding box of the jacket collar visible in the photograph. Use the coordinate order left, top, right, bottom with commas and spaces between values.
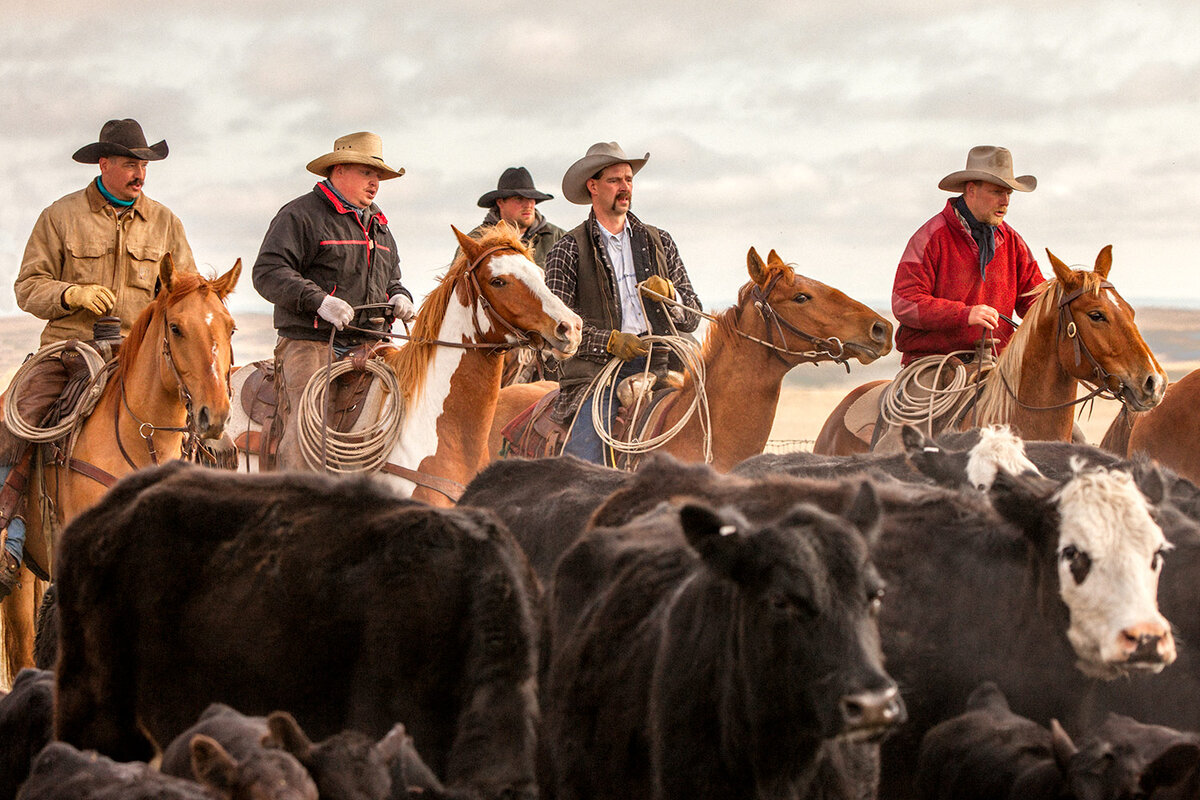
85, 179, 147, 220
314, 182, 388, 225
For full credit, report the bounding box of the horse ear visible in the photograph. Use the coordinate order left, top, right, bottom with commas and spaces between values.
159, 252, 177, 293
211, 259, 241, 301
1094, 244, 1113, 280
1045, 248, 1074, 284
747, 247, 768, 285
766, 249, 786, 269
453, 226, 483, 262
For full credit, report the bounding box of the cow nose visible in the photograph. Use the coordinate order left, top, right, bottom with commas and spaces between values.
840, 685, 906, 733
1120, 623, 1176, 664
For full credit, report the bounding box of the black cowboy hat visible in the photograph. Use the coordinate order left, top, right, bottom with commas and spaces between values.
477, 166, 554, 208
72, 119, 169, 164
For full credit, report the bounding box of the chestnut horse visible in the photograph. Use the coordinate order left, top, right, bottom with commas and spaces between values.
814, 246, 1167, 455
1, 256, 240, 679
1102, 367, 1199, 485
486, 247, 894, 472
227, 225, 581, 506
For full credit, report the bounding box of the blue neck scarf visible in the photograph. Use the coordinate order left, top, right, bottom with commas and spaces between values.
953, 195, 996, 279
95, 177, 135, 208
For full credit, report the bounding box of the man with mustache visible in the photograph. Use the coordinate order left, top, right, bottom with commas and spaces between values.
545, 141, 702, 466
252, 131, 414, 471
2, 119, 196, 597
891, 145, 1045, 365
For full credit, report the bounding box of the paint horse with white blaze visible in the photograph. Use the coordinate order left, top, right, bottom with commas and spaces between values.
227, 224, 581, 505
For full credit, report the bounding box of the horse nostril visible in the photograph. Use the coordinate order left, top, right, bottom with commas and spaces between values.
197, 408, 210, 432
1145, 373, 1164, 400
871, 321, 889, 344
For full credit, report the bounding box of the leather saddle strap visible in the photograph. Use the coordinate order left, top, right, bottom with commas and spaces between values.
379, 463, 465, 503
66, 458, 120, 489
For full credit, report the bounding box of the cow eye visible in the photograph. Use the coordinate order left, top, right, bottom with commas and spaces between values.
1152, 547, 1166, 571
1059, 545, 1093, 585
868, 588, 884, 615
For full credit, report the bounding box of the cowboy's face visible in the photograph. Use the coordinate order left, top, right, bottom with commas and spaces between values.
587, 163, 633, 217
329, 164, 383, 209
98, 156, 148, 202
496, 195, 537, 232
963, 180, 1013, 226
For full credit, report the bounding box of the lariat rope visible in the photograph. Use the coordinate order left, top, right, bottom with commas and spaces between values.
3, 341, 110, 442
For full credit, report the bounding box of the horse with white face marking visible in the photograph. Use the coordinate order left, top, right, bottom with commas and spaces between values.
227, 224, 580, 505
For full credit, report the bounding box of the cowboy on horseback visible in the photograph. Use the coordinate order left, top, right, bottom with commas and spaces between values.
0, 118, 196, 599
251, 132, 416, 472
545, 141, 703, 466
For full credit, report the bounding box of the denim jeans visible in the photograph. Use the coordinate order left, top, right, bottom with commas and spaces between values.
0, 465, 25, 562
562, 357, 648, 466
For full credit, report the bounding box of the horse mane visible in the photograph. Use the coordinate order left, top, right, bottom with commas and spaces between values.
701, 258, 797, 358
118, 271, 209, 384
382, 224, 531, 403
974, 270, 1107, 425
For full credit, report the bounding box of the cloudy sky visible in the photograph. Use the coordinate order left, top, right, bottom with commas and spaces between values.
2, 0, 1198, 323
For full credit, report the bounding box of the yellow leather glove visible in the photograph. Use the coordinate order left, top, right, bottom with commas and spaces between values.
606, 330, 649, 361
63, 284, 116, 315
640, 275, 675, 301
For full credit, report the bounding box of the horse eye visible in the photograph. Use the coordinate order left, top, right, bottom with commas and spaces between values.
169, 323, 183, 337
1087, 310, 1106, 322
793, 293, 810, 304
490, 277, 506, 288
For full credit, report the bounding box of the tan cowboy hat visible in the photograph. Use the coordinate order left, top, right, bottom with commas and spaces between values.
72, 119, 168, 163
562, 141, 649, 205
939, 145, 1036, 193
306, 132, 404, 180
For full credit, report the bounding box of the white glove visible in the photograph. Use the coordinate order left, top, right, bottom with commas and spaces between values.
317, 294, 354, 330
390, 294, 416, 322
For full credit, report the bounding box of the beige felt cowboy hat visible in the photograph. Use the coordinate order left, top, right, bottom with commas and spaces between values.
306, 132, 405, 180
72, 119, 169, 163
562, 141, 649, 205
939, 146, 1036, 193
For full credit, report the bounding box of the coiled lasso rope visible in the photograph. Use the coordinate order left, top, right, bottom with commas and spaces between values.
583, 333, 713, 464
3, 341, 112, 443
878, 348, 997, 436
296, 357, 406, 473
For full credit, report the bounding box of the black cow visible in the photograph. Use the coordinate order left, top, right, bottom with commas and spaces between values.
917, 682, 1200, 800
0, 668, 54, 800
571, 454, 1175, 799
17, 740, 243, 799
53, 462, 539, 800
543, 480, 905, 800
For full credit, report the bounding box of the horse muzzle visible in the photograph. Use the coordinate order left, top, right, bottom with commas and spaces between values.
1118, 370, 1167, 412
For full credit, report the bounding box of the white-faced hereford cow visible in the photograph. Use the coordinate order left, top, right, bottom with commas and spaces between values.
569, 455, 1176, 799
543, 479, 906, 800
52, 461, 539, 800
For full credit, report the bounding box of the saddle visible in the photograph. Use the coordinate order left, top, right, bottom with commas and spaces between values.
234, 344, 384, 469
500, 373, 681, 468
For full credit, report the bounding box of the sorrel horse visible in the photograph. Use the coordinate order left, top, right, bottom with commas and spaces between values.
1101, 367, 1199, 485
486, 247, 894, 472
0, 256, 240, 679
226, 224, 581, 506
814, 245, 1167, 455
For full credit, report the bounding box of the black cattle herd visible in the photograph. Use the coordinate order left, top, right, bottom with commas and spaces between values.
2, 424, 1200, 799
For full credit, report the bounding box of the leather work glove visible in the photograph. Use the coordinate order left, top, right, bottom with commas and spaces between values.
317, 294, 355, 330
606, 330, 649, 361
640, 275, 675, 301
62, 284, 116, 315
389, 294, 416, 323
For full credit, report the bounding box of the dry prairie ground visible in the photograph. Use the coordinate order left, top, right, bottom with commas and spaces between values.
1, 307, 1195, 450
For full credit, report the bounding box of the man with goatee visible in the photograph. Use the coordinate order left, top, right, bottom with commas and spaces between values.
545, 141, 702, 465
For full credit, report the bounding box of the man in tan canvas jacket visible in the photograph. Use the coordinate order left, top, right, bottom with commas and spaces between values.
0, 118, 195, 597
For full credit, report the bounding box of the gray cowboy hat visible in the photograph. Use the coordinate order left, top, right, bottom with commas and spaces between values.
477, 166, 554, 208
306, 131, 404, 180
72, 119, 169, 164
562, 141, 649, 205
939, 145, 1036, 193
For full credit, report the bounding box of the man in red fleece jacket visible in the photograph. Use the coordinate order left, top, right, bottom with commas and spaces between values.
891, 146, 1046, 366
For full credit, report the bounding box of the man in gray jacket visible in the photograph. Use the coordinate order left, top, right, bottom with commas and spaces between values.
471, 166, 565, 267
251, 131, 414, 471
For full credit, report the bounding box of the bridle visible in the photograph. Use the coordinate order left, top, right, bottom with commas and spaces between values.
748, 271, 850, 369
993, 279, 1127, 412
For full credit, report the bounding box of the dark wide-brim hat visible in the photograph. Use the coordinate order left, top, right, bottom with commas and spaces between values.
477, 166, 554, 207
562, 142, 649, 205
939, 145, 1036, 193
72, 119, 169, 164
